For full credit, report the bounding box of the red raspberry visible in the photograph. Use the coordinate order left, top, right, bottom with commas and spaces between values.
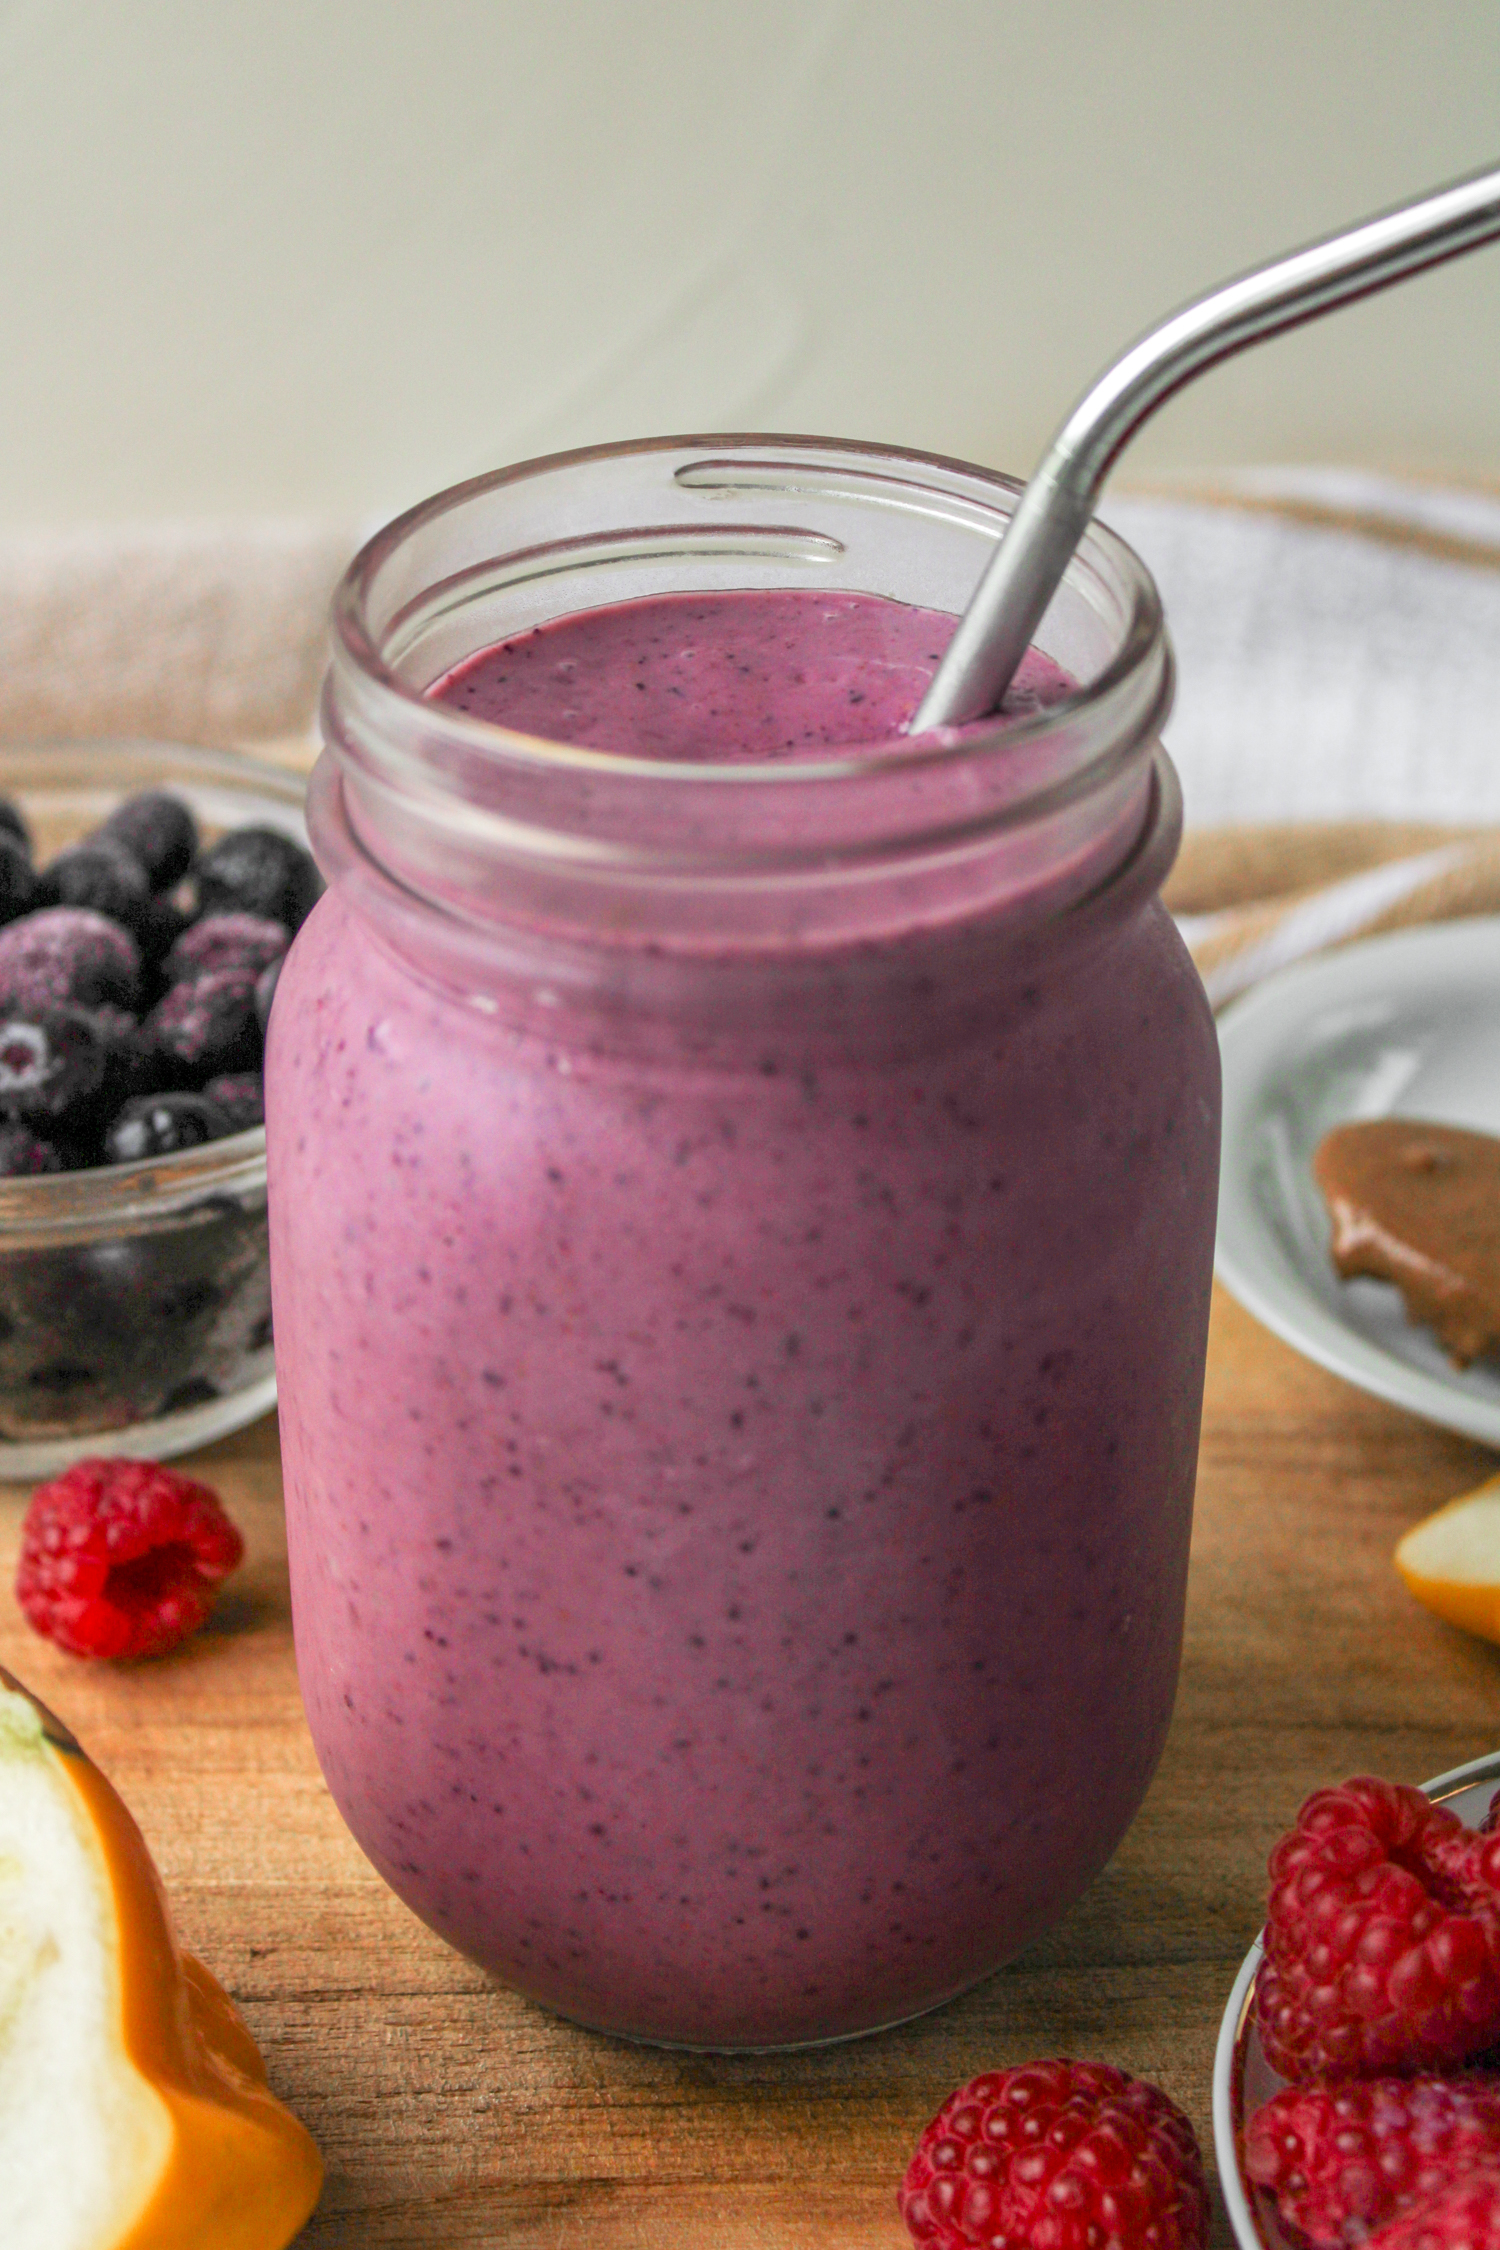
16, 1457, 244, 1659
1258, 1778, 1500, 2080
1244, 2074, 1500, 2245
1365, 2169, 1500, 2247
898, 2059, 1209, 2250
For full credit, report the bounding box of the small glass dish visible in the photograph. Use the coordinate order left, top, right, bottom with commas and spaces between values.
0, 738, 310, 1480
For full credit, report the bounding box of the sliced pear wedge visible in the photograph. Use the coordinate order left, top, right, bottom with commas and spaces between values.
1396, 1475, 1500, 1646
0, 1667, 321, 2250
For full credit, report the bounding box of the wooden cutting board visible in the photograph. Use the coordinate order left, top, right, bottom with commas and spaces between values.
2, 1283, 1496, 2249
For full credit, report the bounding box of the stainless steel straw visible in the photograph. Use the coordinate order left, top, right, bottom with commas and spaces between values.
910, 160, 1500, 733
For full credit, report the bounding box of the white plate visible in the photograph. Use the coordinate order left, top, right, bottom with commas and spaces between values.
1214, 917, 1500, 1446
1214, 1751, 1500, 2250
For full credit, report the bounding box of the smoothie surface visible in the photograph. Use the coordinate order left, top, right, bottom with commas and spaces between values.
430, 587, 1075, 761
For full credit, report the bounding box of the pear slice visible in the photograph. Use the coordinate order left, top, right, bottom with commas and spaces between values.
1396, 1475, 1500, 1645
0, 1667, 322, 2250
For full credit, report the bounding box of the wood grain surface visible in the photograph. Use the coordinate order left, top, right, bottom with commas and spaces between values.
2, 1284, 1497, 2249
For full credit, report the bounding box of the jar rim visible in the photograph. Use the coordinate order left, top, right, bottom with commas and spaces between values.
330, 431, 1169, 791
321, 435, 1174, 962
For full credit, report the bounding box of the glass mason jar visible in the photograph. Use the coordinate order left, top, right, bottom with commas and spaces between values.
268, 436, 1220, 2050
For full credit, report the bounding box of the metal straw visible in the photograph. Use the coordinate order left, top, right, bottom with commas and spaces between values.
910, 159, 1500, 733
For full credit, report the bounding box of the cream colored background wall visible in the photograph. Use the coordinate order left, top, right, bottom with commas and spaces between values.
0, 0, 1496, 531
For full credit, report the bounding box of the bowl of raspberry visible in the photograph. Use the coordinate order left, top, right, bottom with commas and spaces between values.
0, 738, 320, 1478
1215, 1750, 1500, 2250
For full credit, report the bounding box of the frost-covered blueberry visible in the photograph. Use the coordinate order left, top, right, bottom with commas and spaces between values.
140, 969, 261, 1086
202, 1072, 264, 1130
165, 912, 287, 986
190, 827, 322, 932
254, 954, 282, 1035
0, 1009, 108, 1129
103, 1092, 233, 1165
0, 909, 143, 1013
0, 1122, 62, 1176
135, 895, 191, 967
0, 834, 39, 927
97, 790, 198, 890
36, 841, 151, 935
87, 1004, 172, 1119
0, 798, 31, 856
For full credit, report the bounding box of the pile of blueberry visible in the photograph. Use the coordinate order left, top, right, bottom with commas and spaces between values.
0, 791, 321, 1178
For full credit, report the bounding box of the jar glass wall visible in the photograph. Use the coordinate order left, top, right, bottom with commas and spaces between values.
268, 438, 1220, 2048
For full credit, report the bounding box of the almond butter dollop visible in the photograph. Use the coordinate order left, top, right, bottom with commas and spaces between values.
1313, 1118, 1500, 1366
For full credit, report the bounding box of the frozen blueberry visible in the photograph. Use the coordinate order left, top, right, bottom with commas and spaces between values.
140, 969, 261, 1086
0, 1008, 108, 1129
254, 953, 282, 1035
0, 798, 31, 856
87, 1004, 138, 1045
0, 1122, 62, 1176
97, 791, 198, 890
0, 909, 143, 1013
36, 841, 151, 936
191, 826, 322, 932
0, 834, 38, 927
202, 1072, 264, 1130
103, 1091, 233, 1165
86, 1005, 172, 1118
135, 895, 192, 968
165, 912, 288, 986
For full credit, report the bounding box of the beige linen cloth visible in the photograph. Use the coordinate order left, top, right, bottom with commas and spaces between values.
1, 474, 1498, 1002
1168, 820, 1500, 1008
0, 520, 351, 757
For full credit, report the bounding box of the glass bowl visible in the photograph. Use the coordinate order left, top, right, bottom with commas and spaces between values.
1213, 1749, 1500, 2250
0, 739, 310, 1480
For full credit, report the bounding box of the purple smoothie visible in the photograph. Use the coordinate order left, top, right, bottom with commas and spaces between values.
269, 586, 1219, 2047
434, 586, 1075, 758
